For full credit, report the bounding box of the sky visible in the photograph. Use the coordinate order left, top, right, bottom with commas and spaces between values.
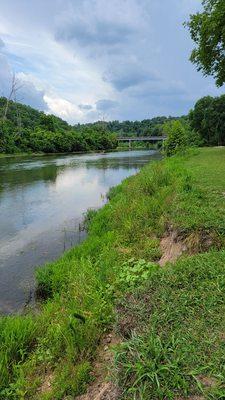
0, 0, 224, 124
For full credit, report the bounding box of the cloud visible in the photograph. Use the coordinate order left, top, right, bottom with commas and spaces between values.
78, 104, 93, 111
0, 54, 11, 95
0, 53, 47, 111
127, 80, 187, 99
0, 0, 223, 123
56, 18, 135, 48
96, 99, 118, 111
44, 94, 83, 123
55, 0, 143, 52
103, 63, 158, 91
0, 38, 5, 48
17, 80, 47, 110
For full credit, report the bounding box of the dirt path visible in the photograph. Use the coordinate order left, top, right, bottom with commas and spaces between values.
76, 333, 121, 400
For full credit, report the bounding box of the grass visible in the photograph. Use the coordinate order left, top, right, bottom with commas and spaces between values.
116, 251, 225, 399
0, 147, 225, 399
114, 147, 225, 399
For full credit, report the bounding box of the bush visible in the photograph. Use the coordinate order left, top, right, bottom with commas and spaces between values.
163, 120, 201, 157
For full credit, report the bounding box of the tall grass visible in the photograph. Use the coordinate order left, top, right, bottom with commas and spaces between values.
0, 317, 37, 390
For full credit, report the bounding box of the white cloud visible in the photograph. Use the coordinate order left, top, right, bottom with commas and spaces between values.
0, 52, 47, 110
0, 0, 223, 123
44, 94, 83, 123
0, 53, 11, 95
0, 37, 4, 48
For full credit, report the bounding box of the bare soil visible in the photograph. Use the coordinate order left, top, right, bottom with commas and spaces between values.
38, 372, 54, 395
76, 333, 121, 400
159, 231, 187, 266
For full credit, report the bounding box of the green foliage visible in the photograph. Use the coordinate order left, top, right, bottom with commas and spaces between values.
163, 120, 200, 156
189, 94, 225, 146
83, 208, 99, 231
0, 98, 118, 154
186, 0, 225, 86
116, 250, 225, 399
0, 97, 190, 155
0, 316, 37, 395
113, 258, 159, 291
77, 116, 186, 138
0, 254, 113, 398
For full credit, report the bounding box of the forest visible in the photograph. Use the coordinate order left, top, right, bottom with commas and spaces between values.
78, 116, 184, 137
0, 98, 118, 154
189, 95, 225, 146
82, 94, 225, 147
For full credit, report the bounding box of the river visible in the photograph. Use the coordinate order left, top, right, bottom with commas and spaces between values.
0, 150, 160, 314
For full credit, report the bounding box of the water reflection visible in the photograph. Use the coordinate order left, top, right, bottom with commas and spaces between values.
0, 150, 160, 313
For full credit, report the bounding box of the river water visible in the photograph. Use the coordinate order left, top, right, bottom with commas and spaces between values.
0, 150, 160, 314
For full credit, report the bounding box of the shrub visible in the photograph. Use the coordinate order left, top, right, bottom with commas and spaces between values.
163, 120, 201, 156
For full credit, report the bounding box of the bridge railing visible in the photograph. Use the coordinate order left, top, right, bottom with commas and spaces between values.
118, 136, 167, 141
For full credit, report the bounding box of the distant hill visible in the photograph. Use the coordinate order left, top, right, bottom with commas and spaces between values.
0, 97, 118, 153
77, 116, 186, 137
0, 97, 69, 132
0, 96, 185, 137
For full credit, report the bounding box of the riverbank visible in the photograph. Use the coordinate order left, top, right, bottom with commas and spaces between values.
0, 147, 136, 159
0, 145, 156, 158
0, 150, 108, 158
1, 147, 225, 399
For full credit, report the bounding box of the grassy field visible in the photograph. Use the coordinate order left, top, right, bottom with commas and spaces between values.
0, 147, 225, 399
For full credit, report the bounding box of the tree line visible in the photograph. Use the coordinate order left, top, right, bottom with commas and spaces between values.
1, 91, 225, 155
0, 97, 185, 154
79, 116, 183, 137
0, 97, 118, 154
162, 93, 225, 156
189, 95, 225, 146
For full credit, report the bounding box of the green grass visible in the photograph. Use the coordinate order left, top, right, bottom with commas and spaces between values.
114, 148, 225, 399
1, 147, 225, 399
116, 251, 225, 399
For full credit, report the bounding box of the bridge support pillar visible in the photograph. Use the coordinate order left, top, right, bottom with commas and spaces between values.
129, 139, 131, 149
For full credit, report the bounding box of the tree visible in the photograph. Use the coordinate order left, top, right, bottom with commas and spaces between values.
189, 95, 225, 146
163, 120, 201, 156
40, 114, 56, 132
2, 73, 23, 120
186, 0, 225, 86
163, 121, 188, 156
189, 96, 215, 145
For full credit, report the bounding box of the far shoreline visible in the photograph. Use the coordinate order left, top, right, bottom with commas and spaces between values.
0, 147, 156, 159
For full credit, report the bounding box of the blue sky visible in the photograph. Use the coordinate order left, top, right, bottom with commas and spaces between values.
0, 0, 224, 123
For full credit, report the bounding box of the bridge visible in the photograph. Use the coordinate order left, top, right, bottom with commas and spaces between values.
118, 136, 167, 148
